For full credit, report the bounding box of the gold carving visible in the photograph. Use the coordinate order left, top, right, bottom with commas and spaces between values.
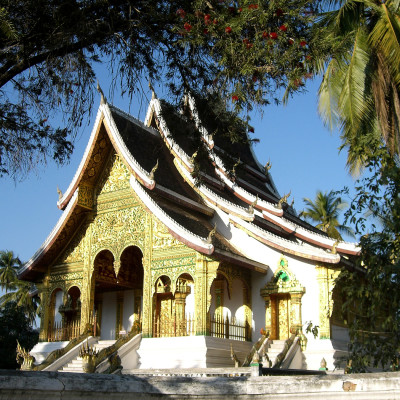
98, 153, 130, 195
153, 220, 183, 249
78, 184, 94, 209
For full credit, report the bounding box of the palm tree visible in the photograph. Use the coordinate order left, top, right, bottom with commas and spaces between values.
300, 191, 355, 240
315, 0, 400, 174
0, 250, 39, 325
0, 250, 21, 292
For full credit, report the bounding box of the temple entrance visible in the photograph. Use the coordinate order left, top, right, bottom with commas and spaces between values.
270, 294, 290, 340
261, 257, 305, 339
93, 246, 144, 339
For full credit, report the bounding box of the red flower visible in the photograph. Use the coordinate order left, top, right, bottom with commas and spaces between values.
238, 7, 243, 12
184, 22, 192, 32
203, 28, 209, 35
288, 38, 294, 45
279, 24, 287, 32
232, 95, 239, 102
225, 26, 232, 34
176, 8, 186, 18
249, 127, 255, 133
276, 8, 284, 17
213, 18, 218, 25
243, 38, 253, 48
300, 40, 307, 47
204, 14, 211, 25
248, 4, 258, 9
270, 32, 278, 40
262, 31, 268, 39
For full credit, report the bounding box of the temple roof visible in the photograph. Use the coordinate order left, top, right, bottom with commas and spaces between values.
19, 94, 360, 281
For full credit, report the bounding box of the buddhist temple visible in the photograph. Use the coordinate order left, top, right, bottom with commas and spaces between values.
19, 93, 360, 372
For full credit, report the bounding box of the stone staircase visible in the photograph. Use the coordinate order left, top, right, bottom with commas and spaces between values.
60, 340, 116, 373
263, 340, 287, 367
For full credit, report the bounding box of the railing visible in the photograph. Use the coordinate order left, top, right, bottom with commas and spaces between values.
209, 314, 250, 341
153, 312, 195, 338
47, 320, 81, 342
152, 312, 250, 341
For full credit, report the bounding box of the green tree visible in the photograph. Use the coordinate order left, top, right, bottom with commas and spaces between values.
315, 0, 400, 174
0, 250, 21, 291
337, 149, 400, 371
301, 190, 355, 240
0, 0, 317, 178
0, 301, 39, 369
0, 250, 40, 325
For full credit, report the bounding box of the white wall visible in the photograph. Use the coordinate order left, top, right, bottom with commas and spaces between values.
101, 291, 116, 340
123, 290, 134, 333
54, 290, 64, 324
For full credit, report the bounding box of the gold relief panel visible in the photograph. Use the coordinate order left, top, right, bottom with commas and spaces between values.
49, 272, 83, 283
152, 219, 184, 250
90, 207, 147, 255
57, 228, 87, 265
97, 153, 131, 196
151, 255, 196, 271
78, 184, 94, 209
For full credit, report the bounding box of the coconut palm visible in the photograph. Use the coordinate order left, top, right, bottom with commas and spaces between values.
301, 191, 355, 240
0, 250, 21, 292
315, 0, 400, 174
0, 250, 39, 325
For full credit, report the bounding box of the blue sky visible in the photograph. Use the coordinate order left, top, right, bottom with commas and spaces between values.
0, 78, 356, 263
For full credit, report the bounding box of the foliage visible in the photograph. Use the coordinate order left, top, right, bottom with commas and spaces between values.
337, 149, 400, 371
300, 190, 355, 240
0, 0, 320, 178
0, 301, 39, 369
0, 250, 21, 291
315, 0, 400, 175
0, 250, 40, 325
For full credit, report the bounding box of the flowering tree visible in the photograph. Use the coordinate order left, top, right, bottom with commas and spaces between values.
0, 0, 318, 178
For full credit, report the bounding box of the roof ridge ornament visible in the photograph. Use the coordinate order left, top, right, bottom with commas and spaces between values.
149, 159, 159, 181
264, 160, 272, 173
277, 191, 291, 209
190, 150, 198, 165
248, 195, 258, 214
57, 186, 63, 201
207, 223, 217, 244
96, 81, 106, 105
149, 80, 157, 99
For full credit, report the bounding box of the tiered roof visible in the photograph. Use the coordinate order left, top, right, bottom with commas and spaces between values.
19, 95, 360, 281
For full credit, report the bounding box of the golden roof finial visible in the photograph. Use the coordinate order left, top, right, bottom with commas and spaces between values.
190, 150, 198, 164
149, 159, 159, 181
277, 191, 291, 209
248, 195, 258, 214
207, 223, 217, 244
232, 158, 241, 175
96, 81, 106, 105
57, 186, 63, 201
331, 240, 340, 254
149, 80, 156, 99
264, 159, 272, 172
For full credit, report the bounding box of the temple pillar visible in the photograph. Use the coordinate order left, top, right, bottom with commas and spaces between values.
39, 281, 50, 342
141, 259, 152, 338
316, 265, 331, 339
133, 289, 142, 324
194, 255, 218, 336
290, 292, 303, 334
174, 291, 188, 336
263, 295, 272, 336
116, 291, 124, 338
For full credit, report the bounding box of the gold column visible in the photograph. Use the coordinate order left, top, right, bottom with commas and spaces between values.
133, 289, 142, 324
39, 281, 49, 342
263, 295, 272, 336
290, 292, 303, 334
80, 220, 93, 334
316, 265, 330, 339
174, 292, 188, 336
142, 259, 152, 337
116, 291, 124, 338
214, 280, 224, 318
194, 255, 218, 336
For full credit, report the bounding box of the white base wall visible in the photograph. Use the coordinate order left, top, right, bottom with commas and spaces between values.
136, 336, 253, 369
